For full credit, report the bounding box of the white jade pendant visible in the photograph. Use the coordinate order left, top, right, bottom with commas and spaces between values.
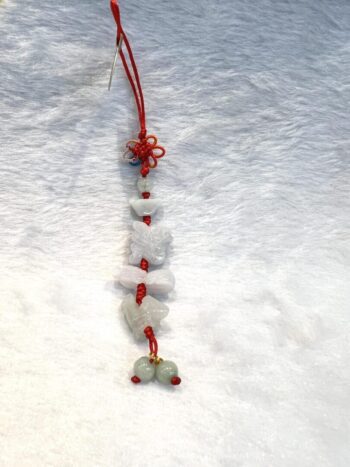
121, 293, 169, 339
119, 265, 147, 289
119, 265, 175, 294
145, 269, 175, 294
130, 198, 161, 216
129, 221, 172, 265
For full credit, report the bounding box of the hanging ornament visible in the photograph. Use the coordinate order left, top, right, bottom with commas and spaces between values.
109, 0, 181, 387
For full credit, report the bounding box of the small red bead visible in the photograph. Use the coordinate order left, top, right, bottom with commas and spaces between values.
140, 167, 149, 177
142, 192, 151, 199
143, 216, 151, 225
140, 258, 149, 271
171, 376, 181, 386
131, 375, 141, 384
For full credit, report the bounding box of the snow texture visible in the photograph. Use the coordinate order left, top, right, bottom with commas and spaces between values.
0, 0, 350, 466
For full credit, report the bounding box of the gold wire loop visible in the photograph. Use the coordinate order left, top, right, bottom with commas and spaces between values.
149, 353, 163, 365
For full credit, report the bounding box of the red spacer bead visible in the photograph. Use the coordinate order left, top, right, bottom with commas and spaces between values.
171, 376, 181, 386
136, 283, 147, 305
143, 215, 151, 225
131, 375, 141, 384
142, 192, 150, 199
140, 258, 149, 271
140, 166, 149, 177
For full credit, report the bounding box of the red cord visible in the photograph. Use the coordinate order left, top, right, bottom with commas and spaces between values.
144, 326, 158, 357
136, 283, 147, 305
140, 258, 149, 271
110, 0, 146, 137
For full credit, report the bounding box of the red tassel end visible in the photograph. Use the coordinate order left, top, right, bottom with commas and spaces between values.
171, 376, 181, 386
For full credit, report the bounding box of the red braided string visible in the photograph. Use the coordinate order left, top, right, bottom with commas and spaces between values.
135, 283, 146, 305
144, 326, 158, 358
140, 258, 149, 271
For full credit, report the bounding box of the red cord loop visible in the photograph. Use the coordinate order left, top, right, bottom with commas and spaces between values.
110, 1, 166, 170
110, 0, 146, 134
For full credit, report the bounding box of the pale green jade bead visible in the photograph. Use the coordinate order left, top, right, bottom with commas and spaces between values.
155, 360, 178, 384
134, 356, 155, 382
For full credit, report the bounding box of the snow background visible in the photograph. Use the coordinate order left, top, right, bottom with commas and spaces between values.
1, 0, 350, 466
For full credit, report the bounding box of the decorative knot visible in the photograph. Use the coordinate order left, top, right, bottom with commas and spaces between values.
124, 134, 165, 170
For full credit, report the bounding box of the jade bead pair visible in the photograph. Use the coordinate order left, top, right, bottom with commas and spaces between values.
133, 356, 180, 385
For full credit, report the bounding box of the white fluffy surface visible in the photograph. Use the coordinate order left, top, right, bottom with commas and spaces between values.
1, 1, 350, 466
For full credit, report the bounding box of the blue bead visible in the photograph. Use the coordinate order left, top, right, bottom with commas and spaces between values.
129, 160, 141, 166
